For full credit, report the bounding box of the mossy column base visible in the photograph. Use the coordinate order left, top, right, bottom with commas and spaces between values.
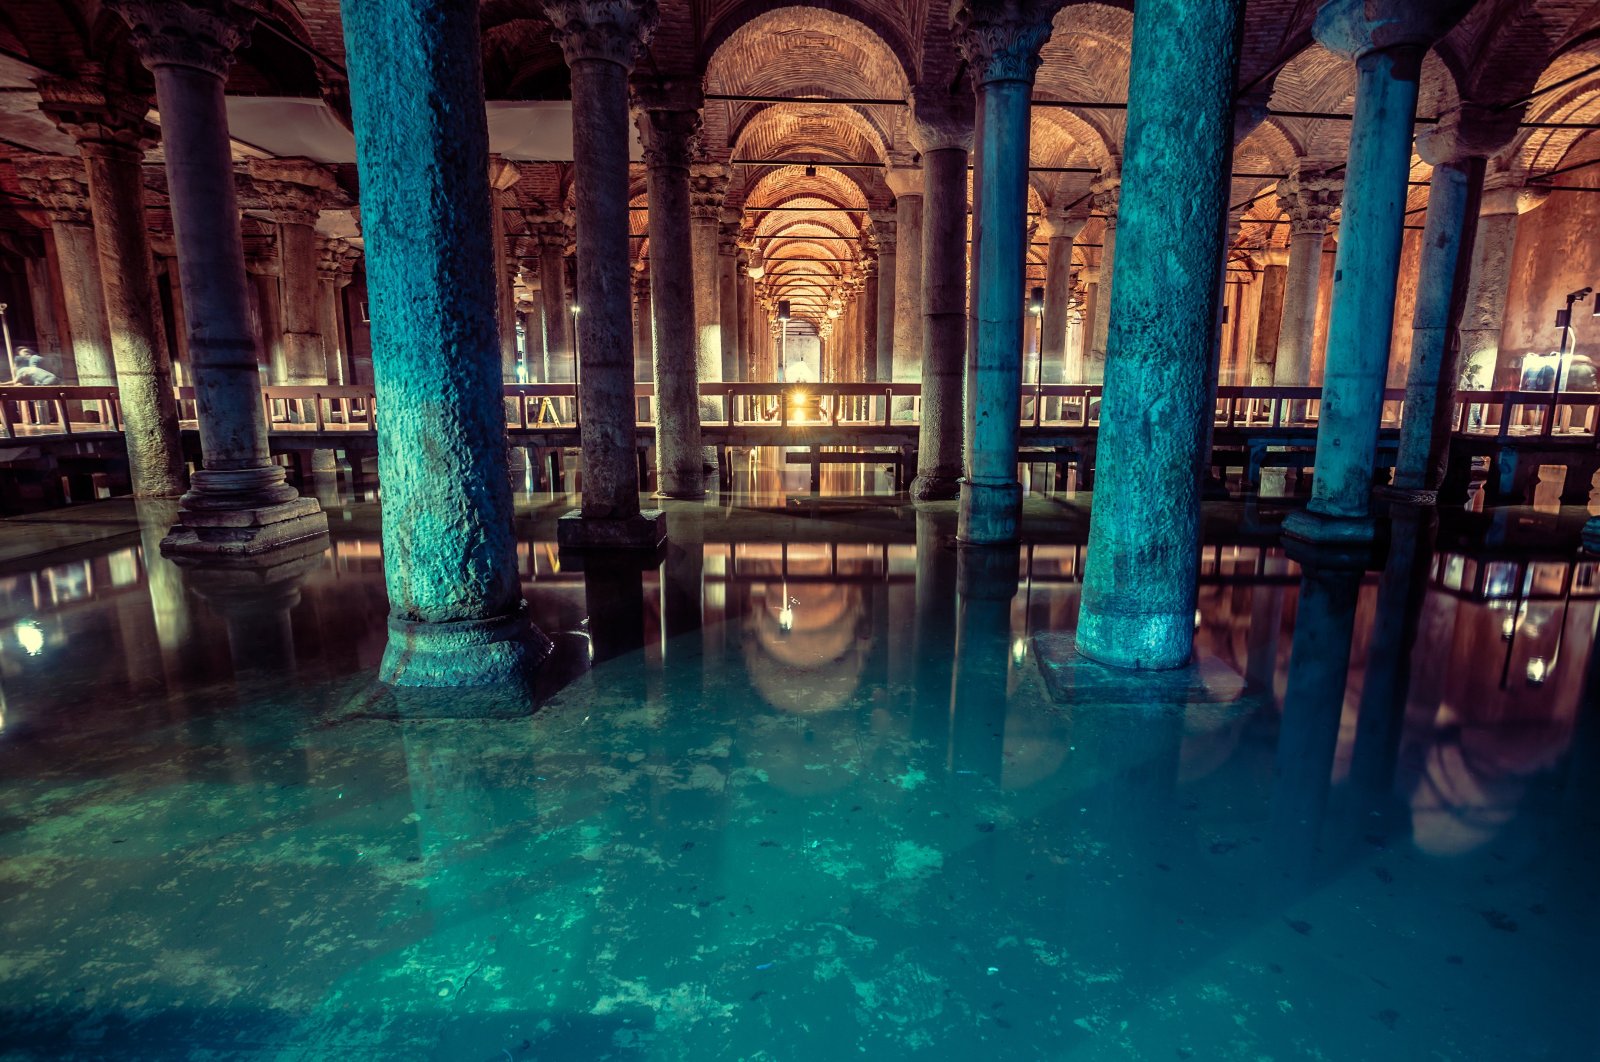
380, 608, 552, 688
957, 479, 1022, 544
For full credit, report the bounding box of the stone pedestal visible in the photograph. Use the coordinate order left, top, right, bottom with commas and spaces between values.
1075, 0, 1245, 670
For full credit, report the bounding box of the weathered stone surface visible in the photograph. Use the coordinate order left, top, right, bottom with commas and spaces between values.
343, 0, 542, 684
1076, 0, 1244, 670
556, 507, 667, 550
912, 144, 969, 502
13, 156, 114, 387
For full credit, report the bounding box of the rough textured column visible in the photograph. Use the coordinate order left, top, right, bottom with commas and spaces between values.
689, 163, 726, 421
910, 87, 973, 501
631, 266, 652, 384
35, 77, 185, 495
22, 253, 62, 355
1084, 175, 1118, 384
341, 0, 548, 683
547, 0, 665, 549
250, 159, 339, 386
112, 0, 326, 555
1272, 167, 1341, 385
886, 167, 923, 397
14, 158, 114, 385
717, 211, 741, 384
488, 157, 521, 382
531, 216, 573, 382
1460, 180, 1546, 390
867, 210, 896, 381
1283, 0, 1469, 545
1039, 211, 1083, 385
1074, 0, 1244, 669
954, 0, 1053, 544
1251, 247, 1288, 385
635, 95, 704, 498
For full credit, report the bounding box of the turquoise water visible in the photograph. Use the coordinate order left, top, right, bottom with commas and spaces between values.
0, 495, 1594, 1060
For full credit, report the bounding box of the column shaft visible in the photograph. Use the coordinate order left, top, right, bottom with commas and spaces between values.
277, 220, 325, 384
718, 233, 739, 384
913, 146, 968, 500
538, 239, 572, 381
1077, 0, 1243, 669
1459, 206, 1520, 389
1274, 230, 1326, 384
1040, 231, 1074, 384
1086, 222, 1116, 382
1252, 257, 1287, 385
54, 219, 115, 384
891, 192, 923, 388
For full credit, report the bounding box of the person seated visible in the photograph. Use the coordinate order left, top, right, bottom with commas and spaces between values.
12, 350, 60, 386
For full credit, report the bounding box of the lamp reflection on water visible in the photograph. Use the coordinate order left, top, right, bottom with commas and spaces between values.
12, 620, 43, 657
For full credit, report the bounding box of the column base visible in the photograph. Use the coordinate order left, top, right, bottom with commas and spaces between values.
556, 508, 668, 550
1075, 608, 1193, 671
160, 496, 329, 558
311, 449, 339, 474
957, 479, 1022, 544
657, 474, 706, 500
910, 472, 961, 502
1373, 484, 1437, 506
1280, 506, 1376, 546
380, 604, 553, 688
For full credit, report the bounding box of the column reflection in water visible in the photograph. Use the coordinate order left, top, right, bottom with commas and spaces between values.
912, 511, 958, 752
950, 545, 1018, 782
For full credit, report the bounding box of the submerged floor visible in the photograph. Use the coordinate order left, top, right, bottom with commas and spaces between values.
0, 486, 1596, 1060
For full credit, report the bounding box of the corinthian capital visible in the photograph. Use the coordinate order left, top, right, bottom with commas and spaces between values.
34, 71, 156, 159
1313, 0, 1471, 61
868, 209, 897, 254
1277, 166, 1343, 237
13, 156, 92, 225
909, 84, 975, 154
247, 157, 342, 228
634, 107, 700, 172
1090, 173, 1120, 218
952, 0, 1056, 87
542, 0, 658, 71
109, 0, 264, 78
688, 164, 728, 220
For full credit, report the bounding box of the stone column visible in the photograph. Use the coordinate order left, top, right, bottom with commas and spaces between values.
22, 255, 62, 355
341, 0, 548, 683
1078, 265, 1099, 380
1251, 247, 1288, 385
316, 237, 356, 385
1085, 175, 1119, 383
112, 0, 325, 555
34, 76, 185, 495
1390, 107, 1520, 499
910, 86, 973, 501
245, 250, 284, 380
1460, 180, 1547, 390
14, 158, 114, 384
1074, 0, 1244, 669
631, 265, 652, 384
488, 157, 521, 383
519, 256, 548, 381
954, 1, 1053, 543
546, 0, 665, 549
530, 214, 573, 382
867, 211, 896, 381
1283, 0, 1468, 545
249, 158, 338, 386
689, 163, 726, 421
1039, 210, 1083, 385
635, 95, 704, 498
886, 166, 923, 395
1272, 167, 1341, 385
718, 210, 741, 384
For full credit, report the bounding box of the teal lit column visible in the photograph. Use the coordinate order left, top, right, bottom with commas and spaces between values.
1075, 0, 1244, 670
953, 0, 1054, 544
547, 0, 667, 549
1283, 0, 1469, 544
342, 0, 548, 684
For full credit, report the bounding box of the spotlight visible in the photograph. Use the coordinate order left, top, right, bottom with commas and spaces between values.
804, 165, 817, 178
1028, 286, 1045, 316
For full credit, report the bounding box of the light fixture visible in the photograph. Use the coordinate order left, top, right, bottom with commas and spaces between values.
804, 165, 817, 178
571, 304, 581, 316
1028, 286, 1045, 317
777, 300, 791, 322
1527, 656, 1548, 686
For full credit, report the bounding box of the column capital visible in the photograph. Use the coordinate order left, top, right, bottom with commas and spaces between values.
316, 235, 359, 283
34, 72, 157, 159
634, 106, 700, 172
1090, 174, 1120, 219
717, 209, 742, 254
1041, 210, 1086, 241
488, 155, 522, 191
109, 0, 264, 78
1277, 165, 1344, 236
13, 155, 92, 225
246, 157, 342, 228
884, 165, 923, 199
1313, 0, 1471, 61
909, 84, 975, 155
542, 0, 658, 71
1416, 102, 1525, 166
688, 163, 728, 220
951, 0, 1056, 87
868, 209, 897, 252
1260, 246, 1290, 268
1480, 176, 1548, 218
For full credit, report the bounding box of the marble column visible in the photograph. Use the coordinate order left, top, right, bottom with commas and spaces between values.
316, 237, 356, 385
954, 0, 1053, 544
910, 87, 973, 501
1272, 167, 1341, 386
22, 255, 61, 355
546, 0, 665, 549
246, 251, 284, 381
1039, 210, 1084, 385
718, 211, 741, 384
1075, 0, 1245, 670
1390, 107, 1520, 499
341, 0, 547, 683
1283, 0, 1467, 545
635, 96, 704, 498
34, 77, 185, 495
1085, 175, 1119, 384
249, 159, 338, 387
689, 163, 726, 421
112, 0, 326, 555
1460, 180, 1547, 390
530, 216, 573, 383
1251, 247, 1288, 385
488, 157, 521, 383
868, 210, 896, 381
13, 158, 114, 384
886, 167, 924, 397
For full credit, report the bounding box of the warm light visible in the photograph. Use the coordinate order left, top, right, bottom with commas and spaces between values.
571, 305, 581, 316
789, 388, 807, 407
13, 620, 43, 656
778, 606, 794, 632
1502, 613, 1517, 641
1012, 638, 1027, 665
1526, 657, 1548, 685
1193, 609, 1202, 630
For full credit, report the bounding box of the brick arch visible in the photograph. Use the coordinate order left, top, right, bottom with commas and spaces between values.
728, 103, 890, 167
3, 0, 90, 71
1037, 2, 1135, 158
730, 163, 888, 212
700, 2, 916, 88
1513, 37, 1600, 175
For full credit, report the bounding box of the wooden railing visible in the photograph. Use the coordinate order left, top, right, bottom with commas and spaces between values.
3, 382, 1598, 443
